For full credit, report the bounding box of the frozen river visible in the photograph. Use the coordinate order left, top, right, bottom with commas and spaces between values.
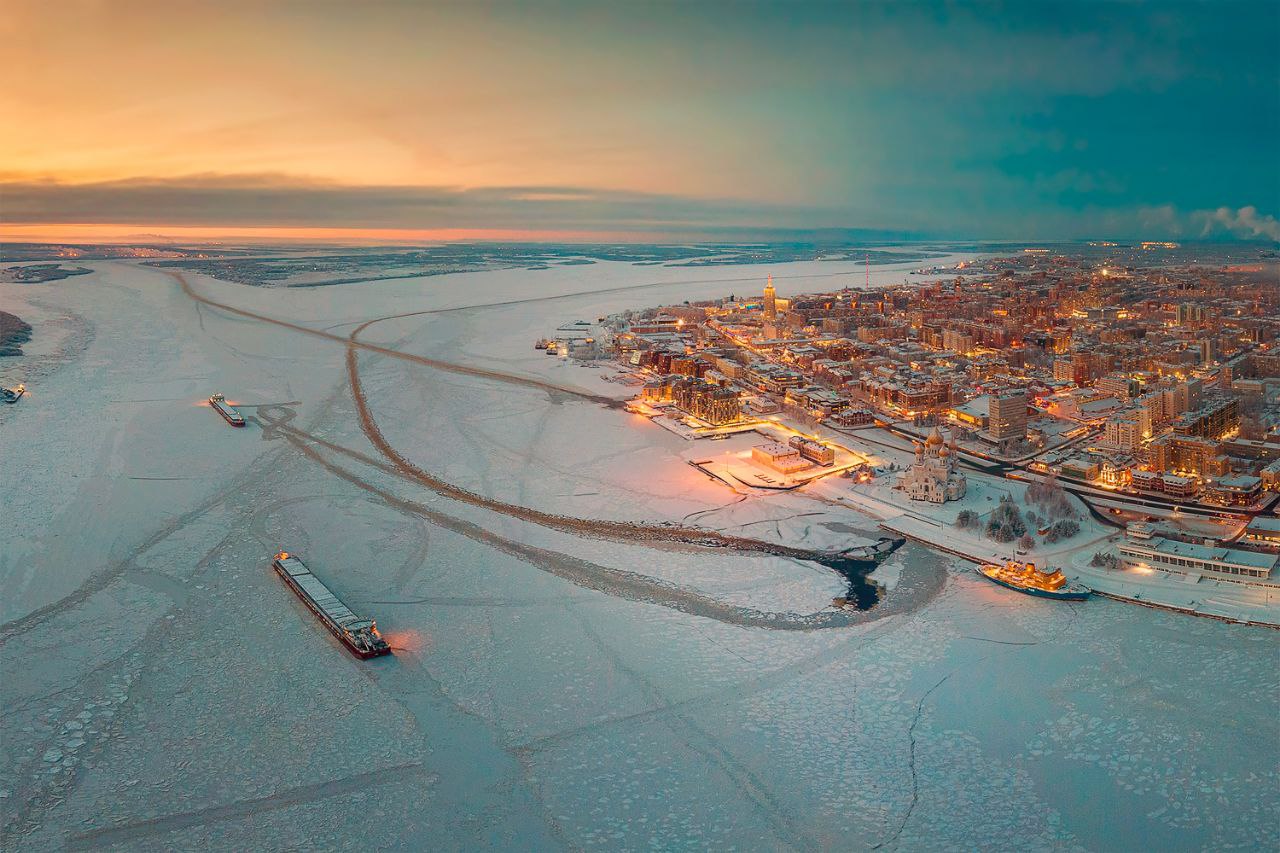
1, 254, 1276, 850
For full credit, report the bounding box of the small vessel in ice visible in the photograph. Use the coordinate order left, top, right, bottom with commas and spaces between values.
1, 383, 25, 404
272, 552, 391, 659
208, 393, 245, 426
977, 559, 1090, 601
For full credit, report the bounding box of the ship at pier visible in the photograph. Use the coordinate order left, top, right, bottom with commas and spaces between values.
977, 559, 1090, 601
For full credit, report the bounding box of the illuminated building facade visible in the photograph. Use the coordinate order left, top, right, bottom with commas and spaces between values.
1204, 476, 1262, 506
896, 427, 967, 503
1149, 435, 1227, 476
762, 275, 778, 340
1103, 415, 1142, 451
752, 442, 810, 474
788, 435, 835, 466
988, 390, 1028, 443
1171, 397, 1239, 439
670, 378, 741, 425
1118, 530, 1275, 582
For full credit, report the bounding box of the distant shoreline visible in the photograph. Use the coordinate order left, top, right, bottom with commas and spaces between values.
0, 310, 32, 357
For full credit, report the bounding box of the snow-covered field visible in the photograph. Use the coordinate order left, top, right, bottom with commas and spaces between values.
2, 256, 1277, 850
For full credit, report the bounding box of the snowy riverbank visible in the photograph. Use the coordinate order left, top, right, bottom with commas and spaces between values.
2, 254, 1277, 850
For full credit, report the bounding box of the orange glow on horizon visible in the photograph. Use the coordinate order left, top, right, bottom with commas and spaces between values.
0, 223, 645, 246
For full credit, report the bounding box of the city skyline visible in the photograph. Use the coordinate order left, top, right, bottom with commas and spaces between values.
3, 0, 1278, 243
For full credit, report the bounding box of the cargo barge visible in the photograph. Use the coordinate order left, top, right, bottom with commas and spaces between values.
272, 552, 391, 658
208, 393, 245, 426
977, 559, 1090, 601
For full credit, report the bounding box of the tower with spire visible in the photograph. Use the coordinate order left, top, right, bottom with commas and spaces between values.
761, 275, 779, 340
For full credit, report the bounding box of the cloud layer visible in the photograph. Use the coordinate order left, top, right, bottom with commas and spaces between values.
4, 175, 1276, 243
1197, 206, 1280, 242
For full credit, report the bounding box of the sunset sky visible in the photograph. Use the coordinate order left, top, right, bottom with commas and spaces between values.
3, 0, 1278, 242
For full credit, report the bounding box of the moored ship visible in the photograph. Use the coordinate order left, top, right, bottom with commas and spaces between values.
977, 559, 1090, 601
208, 393, 245, 426
272, 552, 391, 658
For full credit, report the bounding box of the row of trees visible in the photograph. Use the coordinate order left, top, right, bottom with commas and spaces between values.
1044, 519, 1080, 543
984, 494, 1028, 543
1025, 474, 1077, 520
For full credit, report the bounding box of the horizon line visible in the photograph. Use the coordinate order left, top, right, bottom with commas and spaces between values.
4, 223, 1278, 249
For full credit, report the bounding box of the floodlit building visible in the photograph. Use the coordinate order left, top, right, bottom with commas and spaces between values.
988, 390, 1028, 444
788, 435, 835, 466
670, 378, 741, 425
1118, 527, 1277, 582
1172, 396, 1240, 440
1099, 456, 1132, 487
1204, 475, 1262, 506
1243, 517, 1280, 549
1103, 415, 1142, 451
949, 395, 989, 430
1061, 456, 1101, 481
1262, 459, 1280, 492
751, 442, 811, 474
762, 275, 778, 339
1149, 435, 1228, 476
896, 426, 967, 503
1096, 374, 1137, 400
641, 379, 674, 402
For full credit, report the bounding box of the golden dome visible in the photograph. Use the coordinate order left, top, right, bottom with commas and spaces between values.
925, 426, 944, 446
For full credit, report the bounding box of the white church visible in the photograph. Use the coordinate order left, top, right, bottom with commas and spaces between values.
896, 426, 968, 503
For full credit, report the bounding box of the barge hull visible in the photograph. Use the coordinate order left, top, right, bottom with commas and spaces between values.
272, 554, 391, 658
209, 395, 246, 426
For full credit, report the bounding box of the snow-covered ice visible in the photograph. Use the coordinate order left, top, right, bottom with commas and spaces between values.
2, 256, 1277, 850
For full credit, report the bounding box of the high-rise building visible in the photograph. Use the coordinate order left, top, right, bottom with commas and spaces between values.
1171, 396, 1240, 439
989, 390, 1028, 442
942, 328, 976, 355
1103, 415, 1142, 451
1177, 302, 1205, 326
761, 275, 779, 340
1149, 435, 1227, 476
1096, 374, 1136, 400
1138, 391, 1169, 428
670, 378, 741, 425
1185, 377, 1203, 410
